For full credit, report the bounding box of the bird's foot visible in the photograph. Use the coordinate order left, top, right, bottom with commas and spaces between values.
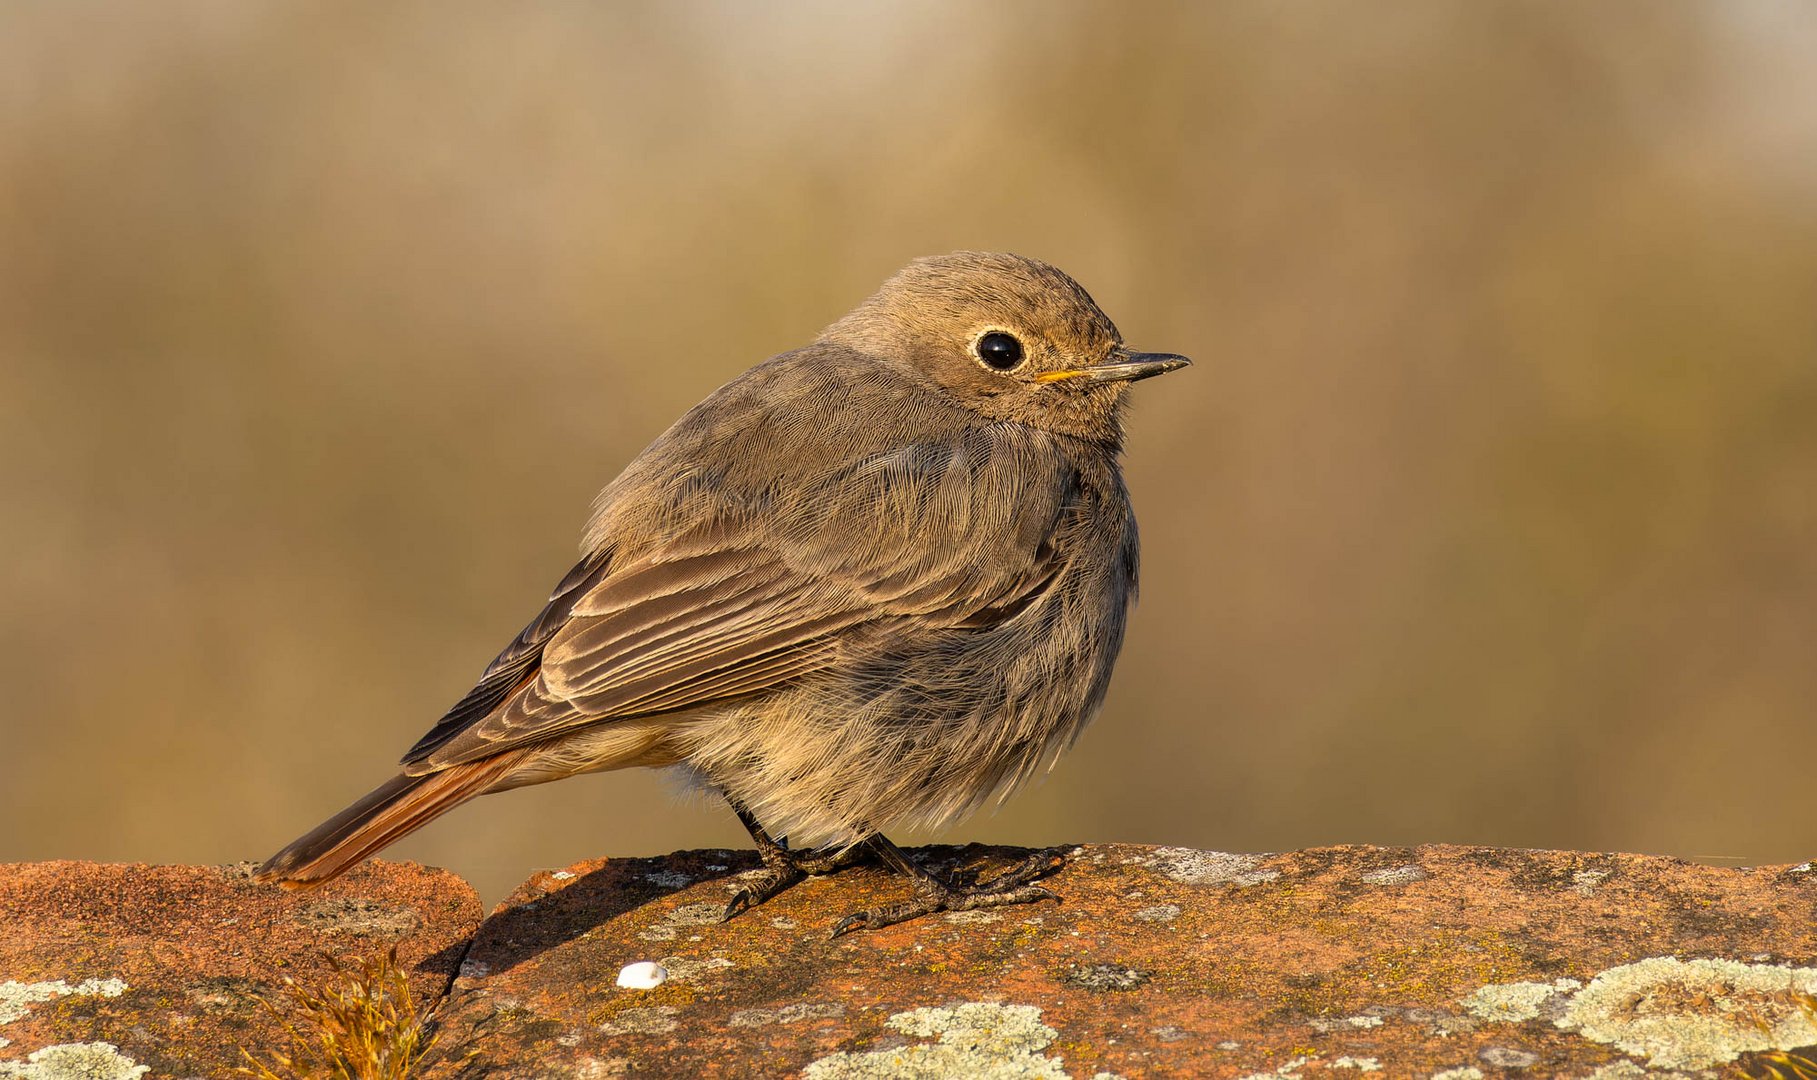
829, 845, 1066, 938
722, 828, 872, 922
722, 863, 805, 921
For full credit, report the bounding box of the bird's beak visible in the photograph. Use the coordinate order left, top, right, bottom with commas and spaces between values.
1036, 352, 1192, 384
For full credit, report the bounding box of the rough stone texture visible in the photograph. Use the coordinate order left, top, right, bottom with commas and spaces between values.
424, 844, 1817, 1079
0, 860, 480, 1078
5, 847, 1817, 1078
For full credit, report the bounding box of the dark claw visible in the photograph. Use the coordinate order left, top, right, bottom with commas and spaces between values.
827, 843, 1068, 937
722, 890, 755, 922
721, 864, 805, 923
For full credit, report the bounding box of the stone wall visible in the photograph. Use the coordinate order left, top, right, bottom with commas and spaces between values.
4, 845, 1815, 1077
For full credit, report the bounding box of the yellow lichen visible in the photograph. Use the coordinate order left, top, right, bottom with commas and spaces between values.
587, 981, 698, 1026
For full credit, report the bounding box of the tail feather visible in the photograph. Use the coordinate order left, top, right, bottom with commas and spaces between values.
256, 751, 527, 887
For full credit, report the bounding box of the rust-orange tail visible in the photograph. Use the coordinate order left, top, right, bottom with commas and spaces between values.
255, 751, 527, 887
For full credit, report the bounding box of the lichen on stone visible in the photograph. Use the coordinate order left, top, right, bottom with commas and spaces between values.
641, 870, 693, 889
1142, 848, 1279, 888
655, 956, 731, 982
1465, 956, 1817, 1071
0, 980, 129, 1027
1583, 1063, 1649, 1079
729, 1003, 844, 1028
1309, 1014, 1383, 1033
802, 1002, 1066, 1079
1475, 1046, 1537, 1068
0, 1041, 149, 1080
636, 900, 728, 942
1460, 977, 1581, 1022
1584, 1063, 1701, 1079
598, 1005, 680, 1036
1359, 865, 1427, 887
458, 958, 491, 979
1063, 964, 1150, 993
1235, 1053, 1313, 1079
1559, 956, 1817, 1069
1571, 869, 1610, 895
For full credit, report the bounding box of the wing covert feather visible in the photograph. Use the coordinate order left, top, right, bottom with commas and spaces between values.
406, 426, 1078, 772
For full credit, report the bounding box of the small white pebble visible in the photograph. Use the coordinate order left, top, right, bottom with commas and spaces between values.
616, 961, 668, 989
551, 870, 576, 881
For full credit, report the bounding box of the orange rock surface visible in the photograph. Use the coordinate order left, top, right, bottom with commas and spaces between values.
5, 846, 1816, 1078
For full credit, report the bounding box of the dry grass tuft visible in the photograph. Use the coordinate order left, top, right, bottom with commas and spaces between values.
238, 947, 440, 1080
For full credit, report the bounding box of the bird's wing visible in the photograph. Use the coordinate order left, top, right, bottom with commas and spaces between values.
398, 549, 612, 765
401, 431, 1074, 773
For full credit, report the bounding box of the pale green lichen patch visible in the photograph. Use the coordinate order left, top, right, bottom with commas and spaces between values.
1583, 1063, 1649, 1078
1235, 1054, 1313, 1079
598, 1005, 680, 1036
1465, 956, 1817, 1071
637, 902, 726, 943
1584, 1062, 1702, 1079
1475, 1047, 1537, 1068
1560, 956, 1817, 1069
1131, 904, 1180, 923
0, 981, 128, 1027
654, 955, 732, 982
729, 1003, 844, 1028
802, 1002, 1066, 1079
1141, 848, 1279, 888
1461, 977, 1581, 1022
0, 1041, 149, 1079
1358, 865, 1427, 887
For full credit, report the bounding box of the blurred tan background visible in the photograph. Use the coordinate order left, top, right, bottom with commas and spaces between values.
3, 2, 1814, 903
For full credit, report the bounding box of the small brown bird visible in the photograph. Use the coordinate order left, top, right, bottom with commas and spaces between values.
258, 252, 1188, 934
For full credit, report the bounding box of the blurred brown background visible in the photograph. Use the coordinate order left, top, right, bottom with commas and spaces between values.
3, 2, 1814, 904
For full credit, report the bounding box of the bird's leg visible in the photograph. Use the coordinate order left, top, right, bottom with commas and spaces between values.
722, 803, 804, 920
829, 835, 1066, 937
720, 801, 870, 920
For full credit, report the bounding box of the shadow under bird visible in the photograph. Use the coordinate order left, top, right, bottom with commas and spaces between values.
258, 251, 1190, 935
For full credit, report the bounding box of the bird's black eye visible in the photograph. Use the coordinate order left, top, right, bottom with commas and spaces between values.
975, 331, 1024, 371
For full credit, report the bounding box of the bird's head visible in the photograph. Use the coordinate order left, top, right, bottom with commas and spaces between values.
820, 251, 1190, 442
